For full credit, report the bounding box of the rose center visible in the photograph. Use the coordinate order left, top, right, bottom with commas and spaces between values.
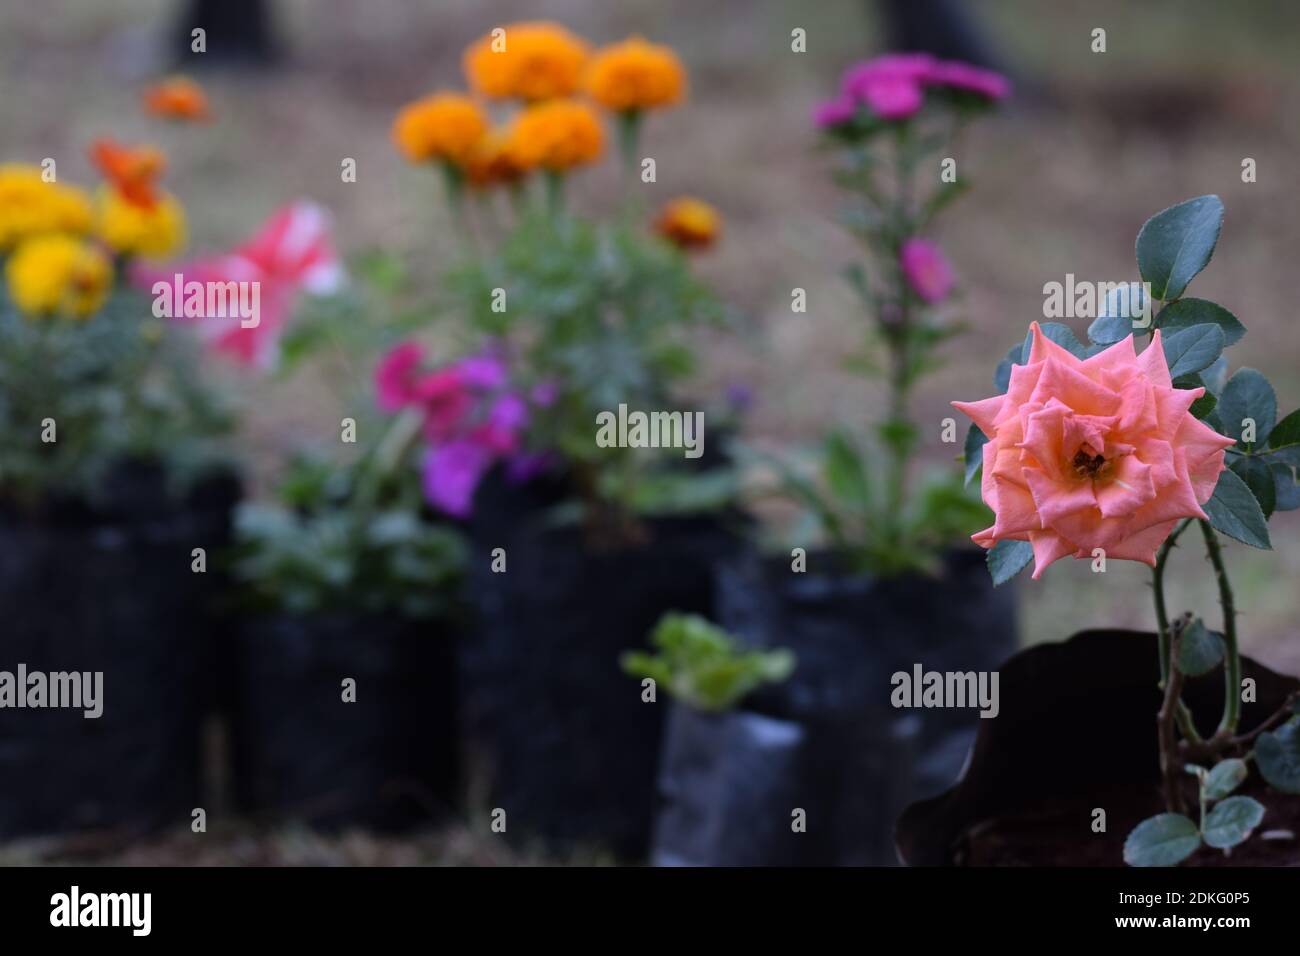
1072, 446, 1107, 479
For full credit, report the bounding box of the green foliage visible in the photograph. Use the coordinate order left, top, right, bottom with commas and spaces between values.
1255, 716, 1300, 794
1135, 195, 1224, 301
620, 612, 794, 713
233, 456, 465, 619
1123, 812, 1202, 868
445, 212, 730, 523
1126, 759, 1263, 866
0, 287, 234, 509
747, 432, 992, 577
1176, 617, 1225, 678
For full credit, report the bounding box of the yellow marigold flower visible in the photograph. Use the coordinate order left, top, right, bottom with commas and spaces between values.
0, 164, 94, 250
655, 197, 721, 251
5, 234, 112, 319
585, 37, 686, 112
143, 75, 212, 121
510, 100, 604, 173
392, 92, 488, 167
465, 129, 530, 189
463, 21, 590, 101
97, 186, 186, 260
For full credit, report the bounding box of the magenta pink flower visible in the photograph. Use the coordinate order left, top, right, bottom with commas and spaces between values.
928, 60, 1010, 101
899, 238, 954, 303
813, 96, 858, 129
375, 340, 550, 517
954, 323, 1234, 578
422, 441, 494, 518
375, 341, 426, 412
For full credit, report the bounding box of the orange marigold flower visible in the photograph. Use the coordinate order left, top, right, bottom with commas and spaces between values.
465, 130, 530, 189
510, 100, 604, 173
392, 92, 488, 167
143, 76, 212, 121
463, 21, 589, 102
585, 37, 686, 112
655, 197, 721, 250
89, 138, 167, 210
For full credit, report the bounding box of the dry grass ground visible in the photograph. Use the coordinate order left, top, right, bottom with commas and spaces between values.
3, 0, 1300, 861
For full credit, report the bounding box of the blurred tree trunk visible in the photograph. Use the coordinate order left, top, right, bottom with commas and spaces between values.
879, 0, 1001, 69
173, 0, 281, 68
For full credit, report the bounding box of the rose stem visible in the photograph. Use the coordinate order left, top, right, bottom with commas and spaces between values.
1152, 517, 1203, 744
1158, 613, 1191, 814
1198, 519, 1241, 737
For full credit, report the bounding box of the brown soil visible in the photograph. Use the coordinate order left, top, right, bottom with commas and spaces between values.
959, 778, 1300, 867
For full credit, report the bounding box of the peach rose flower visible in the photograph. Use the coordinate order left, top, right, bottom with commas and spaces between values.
954, 322, 1234, 578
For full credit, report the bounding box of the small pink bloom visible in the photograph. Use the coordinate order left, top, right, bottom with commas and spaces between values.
471, 393, 530, 454
858, 74, 924, 120
422, 441, 493, 518
456, 354, 508, 390
375, 341, 426, 411
953, 322, 1236, 578
928, 60, 1011, 101
530, 381, 559, 407
900, 238, 954, 303
841, 54, 936, 93
813, 96, 858, 129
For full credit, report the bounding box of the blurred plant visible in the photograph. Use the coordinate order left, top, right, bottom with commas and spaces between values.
621, 612, 794, 713
386, 22, 736, 542
953, 196, 1300, 865
0, 154, 232, 508
767, 52, 1008, 576
233, 454, 464, 619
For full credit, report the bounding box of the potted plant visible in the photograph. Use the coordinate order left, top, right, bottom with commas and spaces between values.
717, 54, 1017, 860
231, 445, 465, 831
899, 194, 1300, 866
387, 22, 746, 857
622, 613, 827, 866
0, 146, 238, 839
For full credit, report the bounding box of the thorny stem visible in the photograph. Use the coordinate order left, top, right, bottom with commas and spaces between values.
1199, 519, 1241, 737
1152, 518, 1202, 744
1159, 613, 1192, 814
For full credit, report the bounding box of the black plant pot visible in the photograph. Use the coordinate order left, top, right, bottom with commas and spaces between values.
0, 461, 239, 839
461, 470, 743, 859
651, 702, 917, 866
895, 629, 1300, 866
713, 546, 1017, 863
231, 614, 459, 831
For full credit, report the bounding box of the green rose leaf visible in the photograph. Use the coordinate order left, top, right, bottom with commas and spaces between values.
987, 538, 1033, 587
1230, 454, 1276, 518
1021, 322, 1087, 363
1188, 387, 1218, 420
1271, 462, 1300, 512
1155, 297, 1246, 346
1178, 617, 1225, 678
1265, 408, 1300, 457
1201, 355, 1229, 396
1136, 195, 1224, 301
1202, 758, 1248, 801
1088, 284, 1149, 345
1161, 324, 1224, 380
1087, 313, 1133, 346
1256, 716, 1300, 794
1204, 467, 1272, 549
963, 422, 987, 487
1202, 795, 1265, 850
1218, 368, 1277, 449
1123, 813, 1202, 867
